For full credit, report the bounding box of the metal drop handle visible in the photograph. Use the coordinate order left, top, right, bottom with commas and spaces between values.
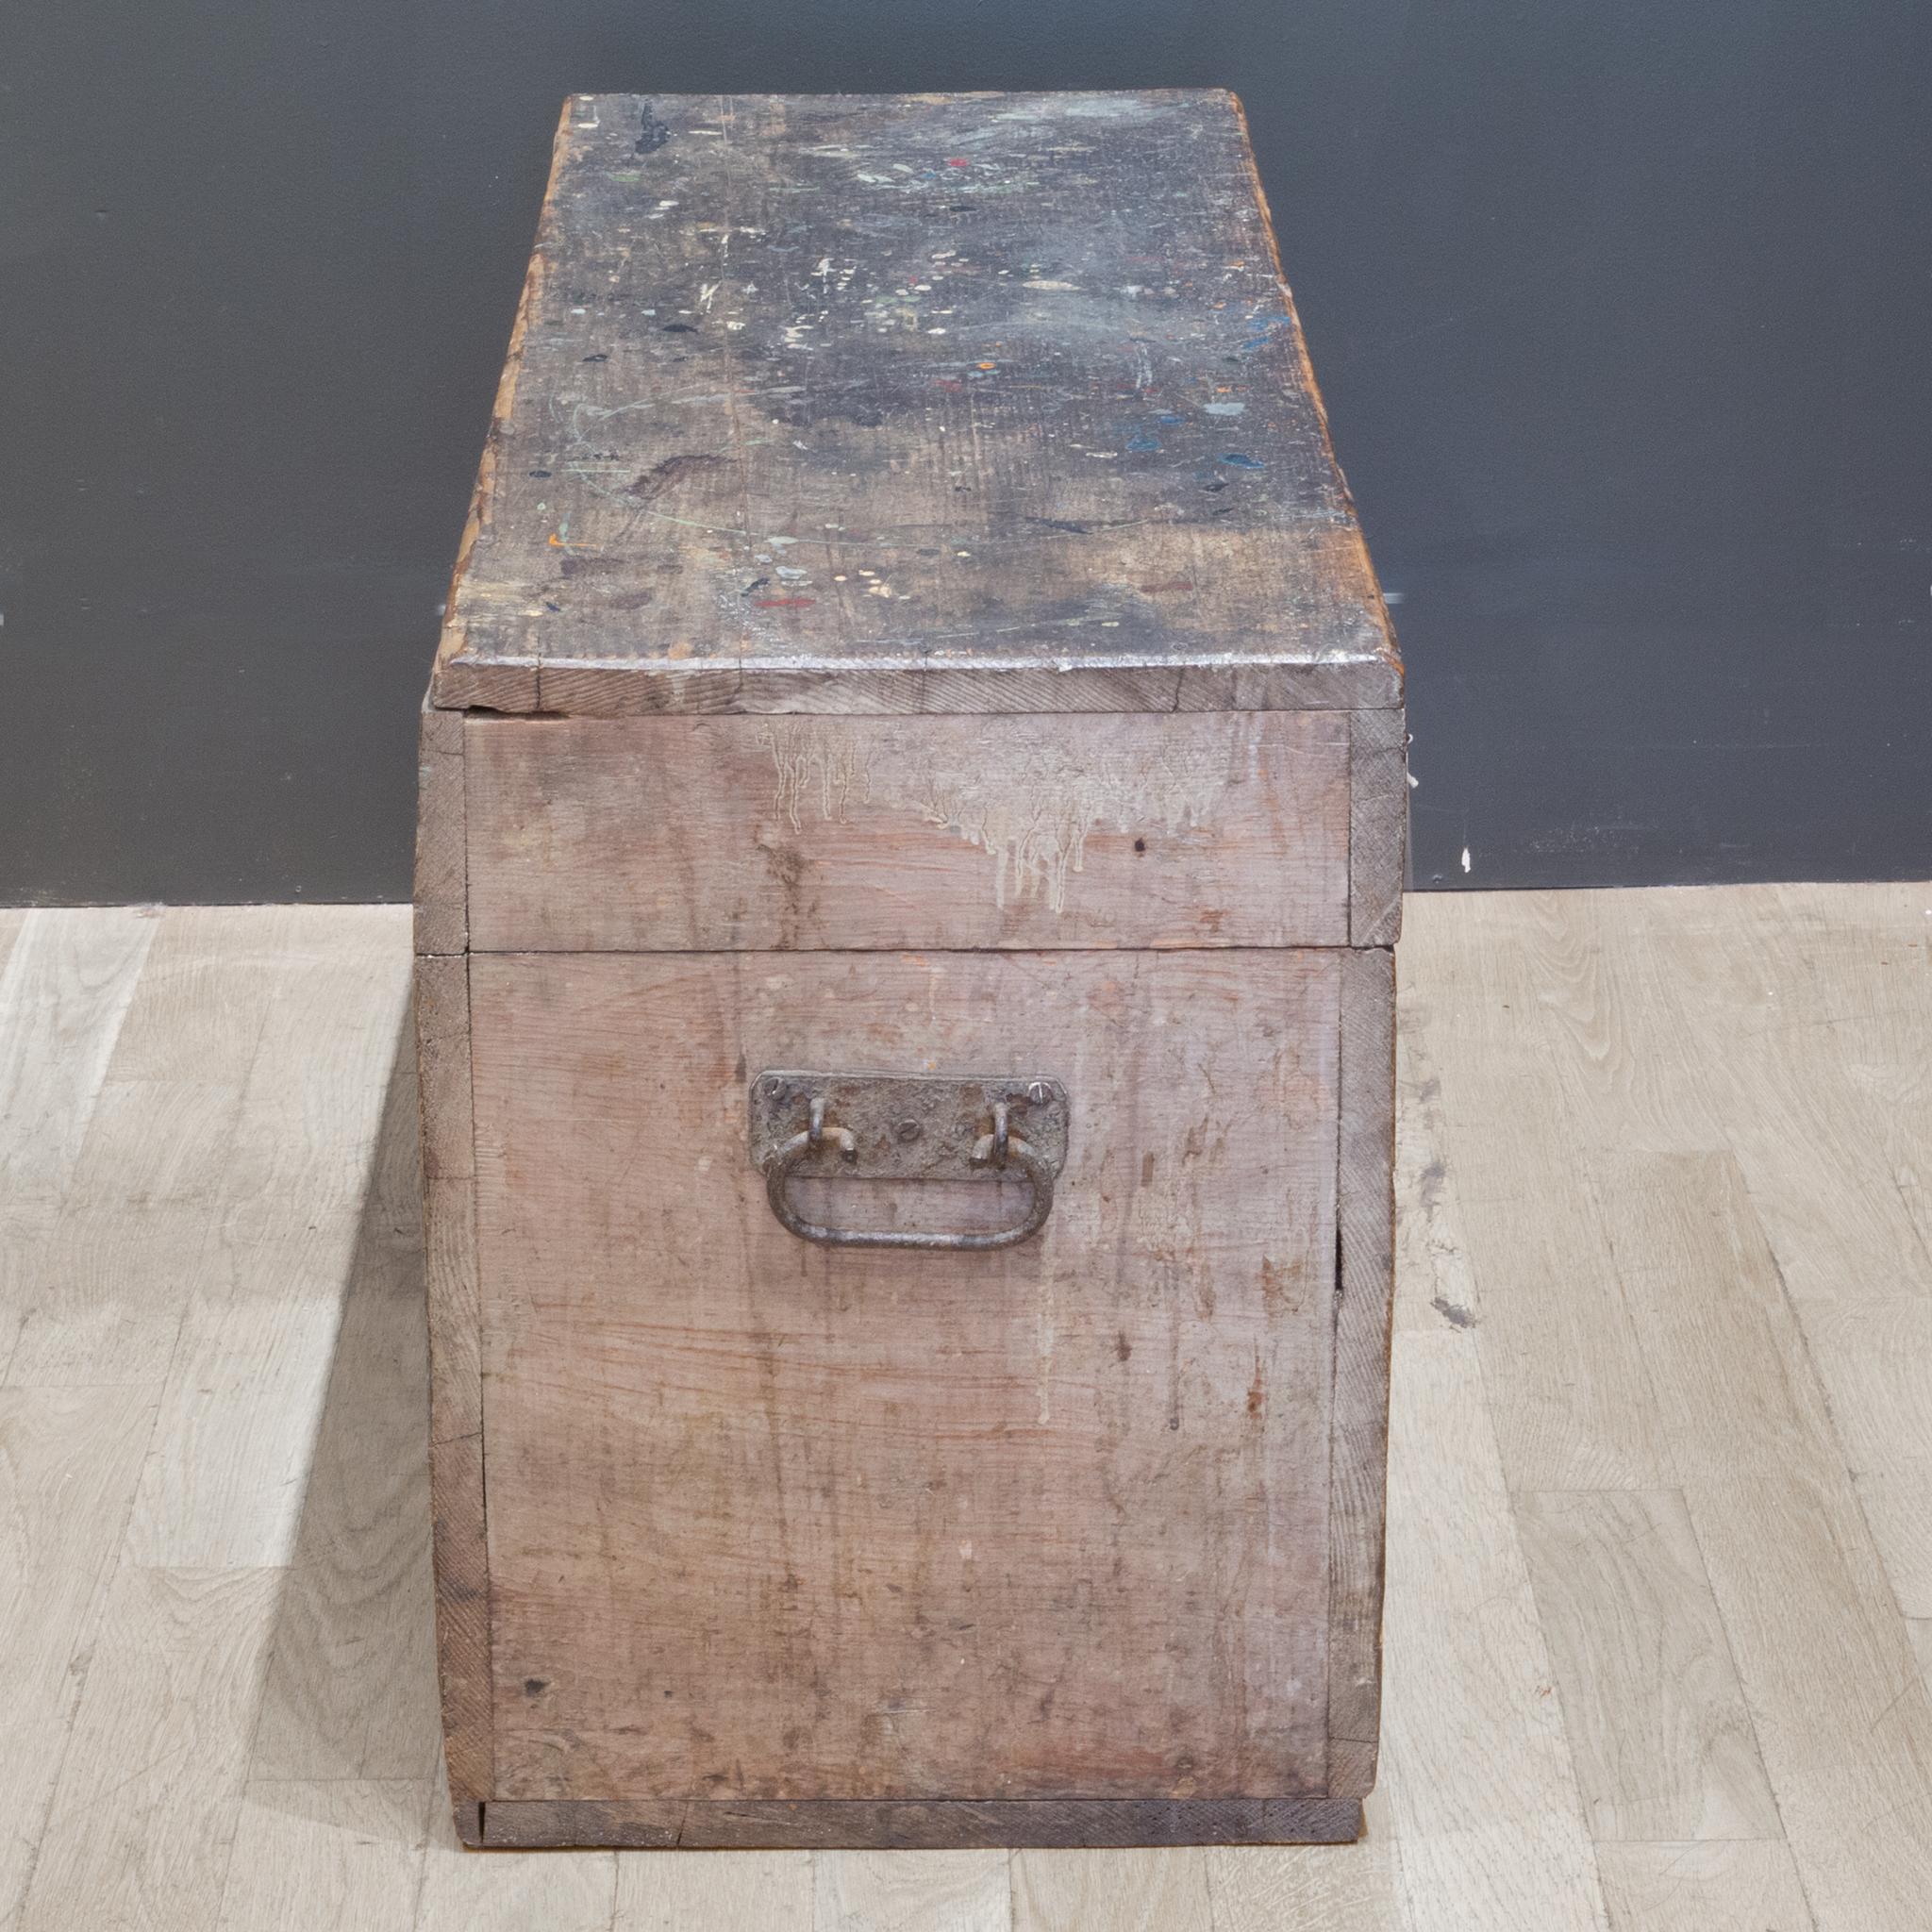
750, 1074, 1068, 1252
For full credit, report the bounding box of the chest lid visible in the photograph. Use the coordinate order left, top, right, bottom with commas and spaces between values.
435, 91, 1401, 718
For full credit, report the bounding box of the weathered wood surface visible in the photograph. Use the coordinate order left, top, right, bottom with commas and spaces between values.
1348, 708, 1407, 946
433, 92, 1401, 718
413, 709, 490, 1822
413, 703, 467, 958
468, 948, 1341, 1805
479, 1796, 1364, 1850
1326, 944, 1395, 1794
413, 88, 1404, 1844
465, 710, 1350, 952
413, 954, 490, 1819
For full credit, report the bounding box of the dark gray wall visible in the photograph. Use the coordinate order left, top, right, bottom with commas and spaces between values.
5, 0, 1927, 902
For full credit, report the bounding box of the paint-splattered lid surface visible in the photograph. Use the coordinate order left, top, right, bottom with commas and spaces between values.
433, 91, 1400, 717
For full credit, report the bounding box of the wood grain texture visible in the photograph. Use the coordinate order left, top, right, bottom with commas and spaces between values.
119, 1232, 358, 1569
413, 1776, 616, 1932
464, 711, 1352, 952
1347, 708, 1406, 946
122, 915, 413, 1568
1456, 884, 1932, 1627
8, 1141, 224, 1391
1601, 1151, 1932, 1928
413, 953, 491, 1813
0, 908, 156, 1377
216, 1781, 429, 1932
0, 1389, 159, 1928
1593, 1840, 1816, 1932
481, 1798, 1362, 1849
212, 908, 416, 1242
414, 701, 468, 958
1514, 1489, 1779, 1842
1797, 1294, 1932, 1619
18, 1566, 283, 1932
1011, 1846, 1211, 1929
1400, 894, 1674, 1489
432, 92, 1400, 719
471, 948, 1341, 1806
1205, 1798, 1407, 1932
249, 1056, 441, 1784
414, 955, 475, 1188
1327, 944, 1395, 1792
83, 903, 298, 1085
1617, 886, 1932, 1626
1379, 1333, 1607, 1931
8, 908, 305, 1390
427, 114, 557, 720
612, 1847, 813, 1929
0, 909, 154, 1209
814, 1850, 1010, 1931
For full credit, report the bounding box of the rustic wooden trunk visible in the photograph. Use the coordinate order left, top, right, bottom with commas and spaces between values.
415, 90, 1404, 1852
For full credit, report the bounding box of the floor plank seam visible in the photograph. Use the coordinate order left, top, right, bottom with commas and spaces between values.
1574, 1158, 1688, 1495
1455, 1323, 1616, 1924
12, 1395, 169, 1926
1674, 1524, 1830, 1932
1734, 1155, 1928, 1650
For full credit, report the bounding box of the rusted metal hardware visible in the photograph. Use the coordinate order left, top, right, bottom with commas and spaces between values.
749, 1071, 1069, 1251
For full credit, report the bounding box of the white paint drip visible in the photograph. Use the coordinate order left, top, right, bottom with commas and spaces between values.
917, 749, 1219, 912
758, 730, 1221, 913
759, 724, 874, 830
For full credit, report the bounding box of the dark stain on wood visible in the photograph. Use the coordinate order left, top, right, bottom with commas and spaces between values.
635, 103, 671, 155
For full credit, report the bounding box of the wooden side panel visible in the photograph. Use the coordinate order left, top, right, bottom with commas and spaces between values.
413, 703, 467, 958
479, 1796, 1363, 1849
1348, 708, 1407, 946
1327, 944, 1395, 1792
413, 952, 488, 1835
470, 949, 1341, 1805
465, 711, 1351, 953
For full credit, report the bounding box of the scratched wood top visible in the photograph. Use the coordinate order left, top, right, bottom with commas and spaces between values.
434, 91, 1402, 717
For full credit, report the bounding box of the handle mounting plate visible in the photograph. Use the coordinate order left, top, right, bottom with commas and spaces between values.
749, 1071, 1070, 1251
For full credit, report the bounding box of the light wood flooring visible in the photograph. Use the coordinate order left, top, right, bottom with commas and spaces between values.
0, 887, 1927, 1929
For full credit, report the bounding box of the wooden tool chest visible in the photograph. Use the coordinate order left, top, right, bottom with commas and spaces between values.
415, 89, 1405, 1851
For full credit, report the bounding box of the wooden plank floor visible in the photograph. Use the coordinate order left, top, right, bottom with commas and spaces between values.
1, 887, 1927, 1929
